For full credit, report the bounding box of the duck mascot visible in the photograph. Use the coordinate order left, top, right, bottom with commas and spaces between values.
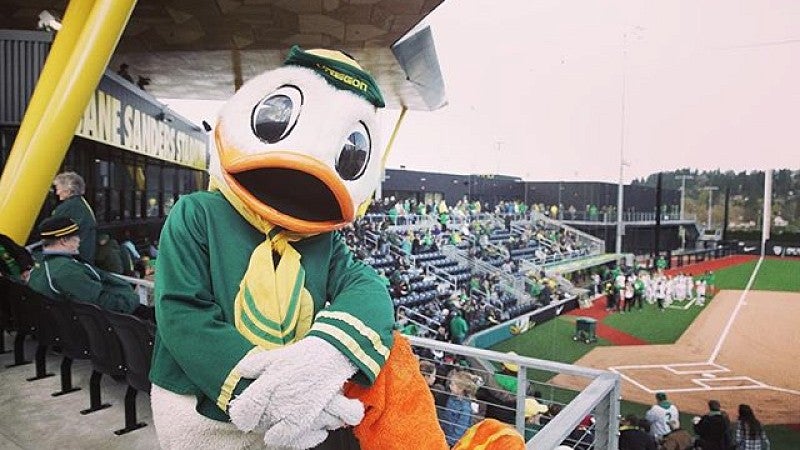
149, 45, 525, 450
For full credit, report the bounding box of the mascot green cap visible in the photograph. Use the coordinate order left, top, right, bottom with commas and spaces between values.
284, 45, 385, 108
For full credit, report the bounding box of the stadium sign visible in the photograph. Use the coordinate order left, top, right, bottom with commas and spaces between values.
75, 72, 208, 171
773, 245, 800, 257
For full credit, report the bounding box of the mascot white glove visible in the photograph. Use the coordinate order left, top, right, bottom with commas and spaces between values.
228, 336, 364, 448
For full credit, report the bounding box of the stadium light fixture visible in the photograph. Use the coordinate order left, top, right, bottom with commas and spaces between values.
701, 186, 719, 230
615, 27, 643, 255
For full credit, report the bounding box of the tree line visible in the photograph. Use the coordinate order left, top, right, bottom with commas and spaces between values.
631, 169, 799, 231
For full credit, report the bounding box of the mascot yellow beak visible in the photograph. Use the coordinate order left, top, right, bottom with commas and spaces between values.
215, 127, 355, 234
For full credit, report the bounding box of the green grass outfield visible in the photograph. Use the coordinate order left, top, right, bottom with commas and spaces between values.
490, 257, 800, 448
711, 258, 800, 292
602, 302, 704, 344
750, 258, 800, 292
605, 258, 800, 343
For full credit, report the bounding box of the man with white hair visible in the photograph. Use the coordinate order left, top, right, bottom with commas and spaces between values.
51, 171, 97, 263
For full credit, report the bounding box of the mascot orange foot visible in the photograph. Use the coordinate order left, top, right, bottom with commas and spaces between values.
346, 334, 525, 450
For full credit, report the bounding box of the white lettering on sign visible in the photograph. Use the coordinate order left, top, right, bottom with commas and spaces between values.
77, 88, 207, 170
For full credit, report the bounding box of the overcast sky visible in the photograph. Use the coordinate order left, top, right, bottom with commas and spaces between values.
164, 0, 800, 184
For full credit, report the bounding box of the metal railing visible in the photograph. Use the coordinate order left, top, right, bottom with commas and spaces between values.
441, 245, 529, 301
558, 210, 696, 223
526, 211, 606, 255
114, 273, 155, 306
407, 335, 620, 449
396, 306, 439, 336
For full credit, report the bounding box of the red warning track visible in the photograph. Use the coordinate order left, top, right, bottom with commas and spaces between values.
664, 254, 758, 276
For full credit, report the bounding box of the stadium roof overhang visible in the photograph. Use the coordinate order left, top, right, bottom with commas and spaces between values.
0, 0, 447, 111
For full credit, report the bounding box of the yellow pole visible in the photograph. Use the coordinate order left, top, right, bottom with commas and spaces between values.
357, 106, 408, 217
0, 0, 96, 199
0, 0, 137, 244
381, 106, 408, 169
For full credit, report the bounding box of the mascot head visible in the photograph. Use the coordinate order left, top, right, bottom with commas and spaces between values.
211, 46, 386, 234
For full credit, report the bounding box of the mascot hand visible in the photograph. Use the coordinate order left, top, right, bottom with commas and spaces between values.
260, 393, 364, 449
228, 337, 360, 440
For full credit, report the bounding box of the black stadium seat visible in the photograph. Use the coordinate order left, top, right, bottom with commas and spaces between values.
37, 294, 91, 393
0, 276, 15, 354
106, 310, 155, 435
70, 301, 127, 416
4, 278, 39, 367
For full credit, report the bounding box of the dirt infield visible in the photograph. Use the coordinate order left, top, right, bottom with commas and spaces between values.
551, 290, 800, 424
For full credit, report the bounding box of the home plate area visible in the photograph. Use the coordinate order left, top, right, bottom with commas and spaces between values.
612, 364, 764, 393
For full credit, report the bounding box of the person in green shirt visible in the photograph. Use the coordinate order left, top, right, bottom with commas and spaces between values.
27, 216, 149, 319
494, 358, 520, 393
449, 310, 469, 344
94, 233, 124, 274
51, 171, 97, 264
705, 271, 716, 298
633, 277, 646, 310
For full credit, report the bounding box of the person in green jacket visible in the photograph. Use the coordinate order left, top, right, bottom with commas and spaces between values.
705, 270, 716, 298
449, 310, 469, 344
94, 233, 124, 274
27, 216, 147, 319
51, 171, 97, 264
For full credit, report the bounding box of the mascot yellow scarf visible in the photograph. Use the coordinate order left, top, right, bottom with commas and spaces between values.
210, 177, 314, 350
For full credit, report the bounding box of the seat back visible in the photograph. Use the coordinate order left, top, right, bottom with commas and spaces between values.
36, 294, 91, 359
106, 311, 155, 393
0, 276, 17, 331
8, 281, 44, 338
70, 301, 126, 378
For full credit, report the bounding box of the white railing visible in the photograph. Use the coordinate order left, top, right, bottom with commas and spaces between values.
559, 210, 694, 223
527, 211, 605, 254
407, 336, 620, 449
114, 273, 155, 306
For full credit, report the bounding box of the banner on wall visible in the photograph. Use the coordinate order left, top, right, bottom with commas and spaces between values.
75, 71, 208, 170
769, 243, 800, 257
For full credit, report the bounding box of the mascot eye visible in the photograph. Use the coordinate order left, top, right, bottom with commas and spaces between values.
251, 85, 303, 143
335, 122, 371, 180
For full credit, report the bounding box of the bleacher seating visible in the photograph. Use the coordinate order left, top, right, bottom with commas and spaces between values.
0, 277, 156, 435
39, 294, 90, 395
343, 208, 596, 344
71, 301, 127, 415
